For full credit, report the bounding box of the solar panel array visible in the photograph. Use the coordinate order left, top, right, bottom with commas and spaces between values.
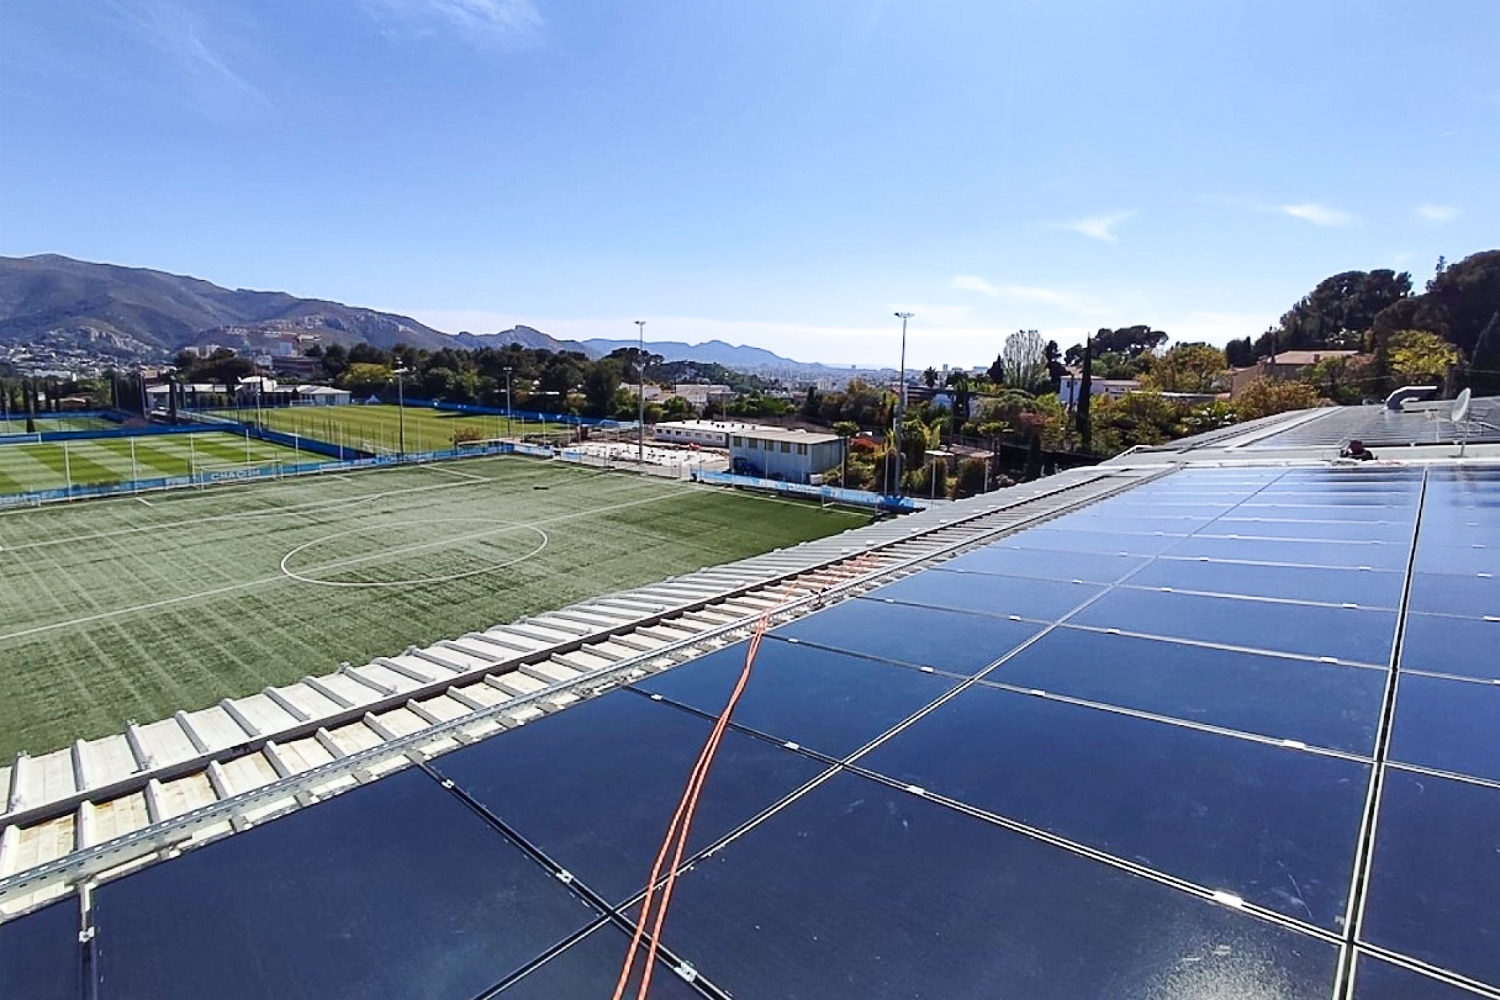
4, 464, 1497, 999
1243, 397, 1500, 450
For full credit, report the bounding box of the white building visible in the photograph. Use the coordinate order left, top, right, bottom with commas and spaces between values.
654, 419, 778, 448
728, 427, 843, 484
1055, 373, 1142, 408
669, 384, 735, 408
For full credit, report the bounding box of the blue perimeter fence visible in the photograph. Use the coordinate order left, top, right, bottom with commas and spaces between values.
0, 439, 518, 509
186, 398, 635, 430
1, 412, 912, 512
690, 470, 925, 512
0, 409, 132, 443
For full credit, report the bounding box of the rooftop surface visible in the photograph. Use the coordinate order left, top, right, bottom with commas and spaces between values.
1, 404, 1497, 1000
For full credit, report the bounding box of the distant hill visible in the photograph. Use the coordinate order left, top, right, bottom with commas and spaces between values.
450, 325, 584, 355
582, 337, 796, 368
0, 254, 453, 357
580, 337, 881, 380
0, 254, 882, 379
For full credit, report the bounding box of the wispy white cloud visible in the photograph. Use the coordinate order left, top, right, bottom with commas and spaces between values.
1057, 211, 1134, 243
1279, 202, 1356, 227
946, 276, 1106, 314
1416, 203, 1458, 223
358, 0, 542, 44
947, 274, 1001, 296
112, 0, 267, 110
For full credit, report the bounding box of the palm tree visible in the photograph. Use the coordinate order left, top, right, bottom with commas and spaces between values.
922, 367, 939, 388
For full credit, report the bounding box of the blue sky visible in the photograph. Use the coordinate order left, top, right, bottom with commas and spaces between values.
3, 0, 1496, 367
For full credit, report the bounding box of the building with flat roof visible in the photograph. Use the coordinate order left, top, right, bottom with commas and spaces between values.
653, 419, 775, 448
728, 426, 842, 483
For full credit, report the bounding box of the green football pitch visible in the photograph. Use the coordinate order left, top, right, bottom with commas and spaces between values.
0, 414, 117, 436
0, 456, 866, 759
211, 404, 576, 454
0, 431, 301, 496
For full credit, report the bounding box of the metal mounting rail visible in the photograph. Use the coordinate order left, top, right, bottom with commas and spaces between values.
0, 467, 1163, 914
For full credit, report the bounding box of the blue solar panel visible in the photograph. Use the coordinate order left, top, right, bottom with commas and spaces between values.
495, 921, 705, 999
634, 639, 960, 757
939, 544, 1149, 583
1127, 558, 1405, 607
1253, 491, 1412, 506
1045, 512, 1219, 532
1069, 588, 1399, 664
1411, 518, 1499, 551
1389, 674, 1500, 783
1083, 503, 1249, 520
1001, 526, 1189, 556
0, 898, 78, 1000
1413, 541, 1500, 575
986, 627, 1385, 754
769, 596, 1045, 675
92, 767, 598, 1000
859, 686, 1368, 928
1405, 572, 1500, 619
1163, 535, 1411, 569
430, 690, 827, 907
1416, 512, 1500, 542
1399, 614, 1500, 681
1361, 769, 1500, 990
1352, 952, 1490, 1000
1205, 517, 1415, 542
866, 569, 1103, 621
652, 771, 1341, 1000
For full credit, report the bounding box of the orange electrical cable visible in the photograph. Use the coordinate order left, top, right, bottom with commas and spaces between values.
611, 615, 771, 1000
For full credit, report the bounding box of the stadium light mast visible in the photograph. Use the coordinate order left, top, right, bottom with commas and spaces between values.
503, 366, 514, 437
392, 366, 410, 455
635, 320, 647, 466
893, 312, 914, 496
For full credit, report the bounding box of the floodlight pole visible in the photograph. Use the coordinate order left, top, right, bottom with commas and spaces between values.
893, 312, 914, 496
504, 366, 514, 437
393, 366, 409, 456
635, 320, 647, 466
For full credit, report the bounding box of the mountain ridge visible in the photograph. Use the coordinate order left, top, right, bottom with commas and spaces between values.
0, 254, 873, 376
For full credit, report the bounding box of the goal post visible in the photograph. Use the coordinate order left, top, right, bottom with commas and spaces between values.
193, 459, 284, 487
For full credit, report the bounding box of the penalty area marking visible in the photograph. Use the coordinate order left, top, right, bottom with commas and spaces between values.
279, 517, 549, 588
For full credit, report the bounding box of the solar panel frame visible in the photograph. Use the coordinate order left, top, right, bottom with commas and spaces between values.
649, 770, 1344, 1000
1358, 768, 1500, 991
982, 627, 1387, 754
767, 596, 1047, 675
428, 689, 831, 908
856, 684, 1371, 928
90, 766, 603, 1000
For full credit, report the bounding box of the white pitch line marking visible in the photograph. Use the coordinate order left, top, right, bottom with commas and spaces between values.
0, 488, 697, 643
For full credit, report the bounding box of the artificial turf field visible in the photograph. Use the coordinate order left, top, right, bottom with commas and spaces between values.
0, 414, 117, 435
0, 456, 867, 759
0, 431, 301, 496
212, 404, 576, 454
